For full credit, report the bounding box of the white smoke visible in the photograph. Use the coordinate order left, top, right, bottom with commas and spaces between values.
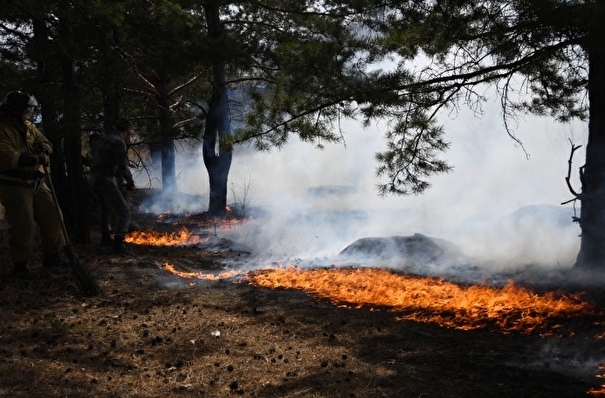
140, 95, 587, 279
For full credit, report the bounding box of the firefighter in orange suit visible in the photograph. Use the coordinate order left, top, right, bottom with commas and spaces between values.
0, 89, 65, 278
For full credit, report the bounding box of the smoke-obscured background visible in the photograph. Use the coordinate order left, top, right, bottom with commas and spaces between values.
142, 96, 587, 273
135, 96, 605, 381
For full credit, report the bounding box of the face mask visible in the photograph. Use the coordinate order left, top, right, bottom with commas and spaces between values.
24, 95, 39, 121
24, 106, 35, 121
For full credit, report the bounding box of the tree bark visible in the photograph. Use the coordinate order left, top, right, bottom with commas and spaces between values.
32, 17, 65, 189
575, 46, 605, 269
33, 12, 78, 241
100, 26, 121, 134
203, 3, 232, 215
57, 0, 90, 243
203, 89, 232, 215
155, 72, 177, 192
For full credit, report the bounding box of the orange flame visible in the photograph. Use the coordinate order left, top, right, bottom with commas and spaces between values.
589, 365, 605, 396
244, 266, 593, 336
163, 263, 242, 280
125, 228, 205, 246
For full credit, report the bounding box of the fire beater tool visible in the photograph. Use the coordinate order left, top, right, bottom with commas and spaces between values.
43, 164, 101, 296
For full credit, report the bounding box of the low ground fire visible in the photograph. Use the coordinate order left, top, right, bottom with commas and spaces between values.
125, 211, 248, 247
125, 227, 207, 246
4, 198, 605, 397
162, 263, 597, 336
130, 214, 602, 337
122, 208, 605, 395
158, 261, 605, 395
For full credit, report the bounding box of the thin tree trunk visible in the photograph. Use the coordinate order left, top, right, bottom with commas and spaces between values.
155, 72, 177, 192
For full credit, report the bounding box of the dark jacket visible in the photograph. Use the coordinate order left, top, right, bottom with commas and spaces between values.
90, 133, 134, 186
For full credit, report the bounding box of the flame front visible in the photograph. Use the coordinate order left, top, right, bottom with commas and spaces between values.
125, 228, 205, 246
164, 263, 242, 280
589, 365, 605, 396
245, 266, 593, 335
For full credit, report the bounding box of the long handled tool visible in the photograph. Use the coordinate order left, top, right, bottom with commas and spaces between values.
43, 165, 101, 296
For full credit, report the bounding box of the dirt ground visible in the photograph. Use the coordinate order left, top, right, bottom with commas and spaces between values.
1, 191, 605, 397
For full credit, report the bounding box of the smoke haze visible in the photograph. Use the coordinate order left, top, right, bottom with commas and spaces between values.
140, 97, 587, 278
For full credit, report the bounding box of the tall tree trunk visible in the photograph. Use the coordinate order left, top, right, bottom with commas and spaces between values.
58, 0, 90, 243
203, 88, 232, 215
575, 47, 605, 269
160, 140, 176, 191
32, 17, 66, 193
203, 2, 232, 215
100, 26, 121, 133
155, 71, 177, 192
33, 14, 75, 241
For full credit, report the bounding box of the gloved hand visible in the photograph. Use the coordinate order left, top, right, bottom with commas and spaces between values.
18, 153, 49, 167
37, 153, 50, 167
18, 153, 39, 167
33, 142, 52, 155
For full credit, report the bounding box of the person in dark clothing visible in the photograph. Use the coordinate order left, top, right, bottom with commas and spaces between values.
89, 118, 135, 254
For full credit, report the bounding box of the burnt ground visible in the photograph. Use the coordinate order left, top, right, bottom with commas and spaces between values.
1, 190, 605, 398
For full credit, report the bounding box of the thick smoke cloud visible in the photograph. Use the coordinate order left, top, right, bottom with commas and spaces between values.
142, 98, 587, 278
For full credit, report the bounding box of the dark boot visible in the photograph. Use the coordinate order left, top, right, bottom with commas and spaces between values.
43, 252, 66, 269
11, 261, 34, 279
112, 235, 130, 255
100, 232, 113, 247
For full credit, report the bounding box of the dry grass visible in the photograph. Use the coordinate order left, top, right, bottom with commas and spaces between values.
0, 192, 603, 397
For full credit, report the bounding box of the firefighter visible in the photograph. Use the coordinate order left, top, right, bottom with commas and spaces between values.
89, 118, 135, 254
0, 89, 66, 278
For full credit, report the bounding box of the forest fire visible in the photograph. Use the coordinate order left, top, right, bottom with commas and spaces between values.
160, 263, 602, 336
163, 263, 241, 280
125, 227, 207, 246
244, 267, 596, 335
127, 210, 249, 246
